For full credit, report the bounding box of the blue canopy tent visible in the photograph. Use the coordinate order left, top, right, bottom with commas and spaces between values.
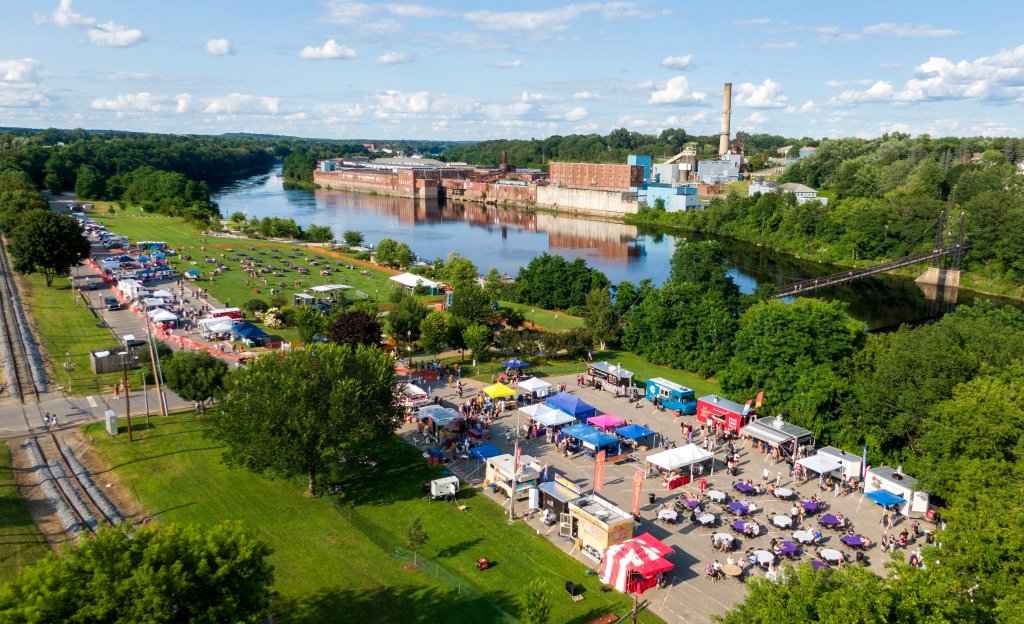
470, 444, 502, 460
865, 490, 905, 508
616, 424, 657, 448
185, 269, 201, 276
560, 424, 621, 455
545, 392, 598, 420
115, 255, 134, 263
231, 322, 270, 345
502, 357, 531, 369
152, 252, 166, 259
137, 255, 151, 263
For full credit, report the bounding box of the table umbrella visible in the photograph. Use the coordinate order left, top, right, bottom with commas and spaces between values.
502, 357, 531, 369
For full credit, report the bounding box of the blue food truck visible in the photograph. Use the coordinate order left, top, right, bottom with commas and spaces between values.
645, 378, 697, 414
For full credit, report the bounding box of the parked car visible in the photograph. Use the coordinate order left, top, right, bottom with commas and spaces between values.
104, 296, 121, 311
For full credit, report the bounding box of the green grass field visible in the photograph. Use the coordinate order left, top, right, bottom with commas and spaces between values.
499, 301, 584, 331
0, 442, 49, 583
21, 274, 141, 395
86, 414, 660, 623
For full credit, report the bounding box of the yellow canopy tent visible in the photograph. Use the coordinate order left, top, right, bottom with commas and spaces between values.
483, 383, 516, 399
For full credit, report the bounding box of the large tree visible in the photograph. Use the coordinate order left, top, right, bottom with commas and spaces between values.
8, 210, 90, 286
582, 287, 619, 349
211, 343, 403, 494
387, 288, 428, 342
514, 253, 610, 310
0, 522, 274, 624
438, 252, 479, 287
462, 323, 492, 364
447, 283, 492, 326
161, 351, 229, 413
419, 310, 451, 356
328, 310, 382, 348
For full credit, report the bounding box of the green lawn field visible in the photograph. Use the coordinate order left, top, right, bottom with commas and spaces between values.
499, 301, 584, 331
0, 442, 49, 583
86, 414, 661, 623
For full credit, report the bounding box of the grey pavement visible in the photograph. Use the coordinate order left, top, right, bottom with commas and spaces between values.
401, 370, 908, 624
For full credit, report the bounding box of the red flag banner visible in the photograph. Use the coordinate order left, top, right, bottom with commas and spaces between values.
755, 391, 765, 409
631, 469, 645, 516
594, 450, 606, 492
515, 445, 522, 471
742, 399, 752, 415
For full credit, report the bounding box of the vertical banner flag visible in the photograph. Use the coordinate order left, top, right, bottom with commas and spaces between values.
742, 399, 752, 416
755, 391, 764, 409
862, 446, 868, 481
631, 469, 645, 516
594, 450, 607, 492
542, 463, 549, 483
515, 445, 522, 472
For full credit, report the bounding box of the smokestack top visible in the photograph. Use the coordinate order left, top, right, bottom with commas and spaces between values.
719, 83, 732, 157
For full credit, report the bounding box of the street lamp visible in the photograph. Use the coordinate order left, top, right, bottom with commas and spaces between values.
63, 351, 74, 392
554, 314, 559, 331
531, 309, 535, 328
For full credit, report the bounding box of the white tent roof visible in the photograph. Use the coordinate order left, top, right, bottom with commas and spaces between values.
646, 443, 713, 471
519, 403, 575, 427
147, 308, 178, 322
518, 377, 551, 393
389, 272, 439, 289
208, 321, 234, 333
143, 297, 167, 308
309, 284, 352, 293
151, 289, 174, 298
797, 454, 843, 476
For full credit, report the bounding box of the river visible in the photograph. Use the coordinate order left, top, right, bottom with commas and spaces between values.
213, 166, 1016, 330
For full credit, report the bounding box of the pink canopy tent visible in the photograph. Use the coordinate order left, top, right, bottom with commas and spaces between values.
599, 537, 675, 595
587, 413, 626, 431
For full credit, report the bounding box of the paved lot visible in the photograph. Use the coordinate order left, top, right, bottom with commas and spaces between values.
403, 371, 918, 624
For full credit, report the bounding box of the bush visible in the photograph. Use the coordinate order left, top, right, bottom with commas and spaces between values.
243, 298, 269, 314
354, 252, 371, 261
565, 306, 586, 317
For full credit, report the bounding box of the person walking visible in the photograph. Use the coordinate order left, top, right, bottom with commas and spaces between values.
762, 467, 770, 488
113, 382, 121, 400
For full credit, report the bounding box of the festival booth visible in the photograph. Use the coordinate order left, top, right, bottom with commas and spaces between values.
482, 383, 516, 401
517, 376, 551, 399
485, 453, 541, 501
519, 403, 575, 439
587, 414, 625, 432
418, 405, 462, 446
231, 322, 271, 347
645, 378, 697, 414
389, 272, 440, 292
697, 394, 755, 434
538, 472, 583, 519
615, 424, 657, 451
151, 289, 175, 300
739, 416, 816, 460
546, 392, 598, 421
560, 424, 623, 458
599, 533, 674, 594
309, 284, 352, 304
587, 361, 635, 394
864, 466, 930, 518
502, 357, 531, 370
646, 444, 715, 490
116, 279, 145, 300
198, 316, 236, 338
210, 307, 243, 320
818, 446, 863, 482
795, 454, 843, 489
147, 308, 178, 329
567, 494, 635, 562
469, 444, 501, 461
143, 297, 169, 310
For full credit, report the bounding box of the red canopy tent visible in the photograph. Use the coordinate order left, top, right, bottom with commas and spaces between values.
599, 535, 675, 595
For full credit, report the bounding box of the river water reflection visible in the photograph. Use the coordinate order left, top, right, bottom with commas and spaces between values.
214, 166, 1016, 330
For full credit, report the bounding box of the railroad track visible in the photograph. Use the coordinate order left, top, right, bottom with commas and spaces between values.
0, 237, 118, 535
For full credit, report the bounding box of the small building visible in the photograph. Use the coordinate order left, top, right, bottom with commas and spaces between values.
90, 349, 129, 374
485, 453, 541, 502
549, 162, 645, 190
696, 158, 740, 184
627, 155, 652, 187
566, 494, 635, 562
818, 446, 863, 482
779, 183, 828, 206
696, 394, 754, 434
644, 183, 700, 212
739, 415, 815, 460
308, 284, 352, 303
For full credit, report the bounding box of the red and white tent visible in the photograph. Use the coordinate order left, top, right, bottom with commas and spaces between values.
598, 533, 675, 594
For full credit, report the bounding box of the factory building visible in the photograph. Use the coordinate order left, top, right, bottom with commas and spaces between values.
549, 162, 645, 190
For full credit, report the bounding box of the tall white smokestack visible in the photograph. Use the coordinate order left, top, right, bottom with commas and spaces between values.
719, 82, 732, 157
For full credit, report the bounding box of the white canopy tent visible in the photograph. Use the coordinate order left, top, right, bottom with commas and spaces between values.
309, 284, 352, 294
389, 272, 440, 290
518, 377, 552, 397
198, 316, 236, 332
147, 308, 178, 323
796, 454, 843, 477
208, 321, 234, 333
646, 443, 714, 476
519, 403, 575, 427
151, 289, 175, 299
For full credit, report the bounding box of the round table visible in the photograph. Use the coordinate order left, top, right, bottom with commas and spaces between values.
727, 502, 749, 515
820, 548, 844, 563
712, 532, 734, 545
657, 509, 678, 522
780, 541, 799, 556
706, 489, 727, 503
755, 550, 775, 565
774, 487, 793, 499
772, 515, 793, 529
792, 529, 814, 544
683, 498, 702, 509
697, 512, 716, 526
819, 514, 841, 528
722, 564, 743, 578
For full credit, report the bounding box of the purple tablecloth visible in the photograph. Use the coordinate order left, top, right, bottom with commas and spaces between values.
812, 560, 827, 571
801, 500, 819, 513
842, 534, 864, 547
728, 502, 749, 515
684, 498, 702, 509
731, 520, 746, 532
780, 541, 799, 555
820, 514, 840, 527
735, 482, 756, 494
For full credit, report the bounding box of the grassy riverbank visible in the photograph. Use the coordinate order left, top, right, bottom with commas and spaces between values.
86, 413, 660, 623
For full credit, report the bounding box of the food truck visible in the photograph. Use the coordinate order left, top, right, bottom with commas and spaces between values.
587, 362, 635, 394
417, 405, 462, 446
485, 453, 541, 502
538, 473, 583, 520
696, 394, 755, 434
645, 378, 697, 414
209, 307, 242, 320
864, 466, 931, 519
566, 494, 635, 562
401, 383, 431, 409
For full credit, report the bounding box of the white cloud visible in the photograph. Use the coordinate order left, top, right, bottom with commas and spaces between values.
815, 26, 861, 42
799, 100, 820, 113
487, 59, 522, 69
832, 80, 895, 104
375, 51, 415, 65
204, 93, 280, 114
762, 41, 799, 50
520, 92, 553, 102
319, 0, 375, 25
377, 89, 431, 113
384, 4, 451, 18
747, 112, 769, 123
175, 94, 194, 114
825, 79, 874, 87
863, 23, 959, 38
0, 58, 40, 82
205, 38, 234, 56
734, 79, 788, 108
573, 91, 600, 100
562, 106, 587, 121
665, 111, 709, 126
482, 101, 533, 118
465, 3, 648, 34
732, 18, 771, 25
34, 0, 94, 27
299, 39, 356, 60
649, 76, 707, 104
660, 54, 693, 70
91, 91, 175, 113
88, 22, 143, 47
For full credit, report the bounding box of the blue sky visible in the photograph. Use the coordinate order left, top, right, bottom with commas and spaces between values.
2, 0, 1023, 140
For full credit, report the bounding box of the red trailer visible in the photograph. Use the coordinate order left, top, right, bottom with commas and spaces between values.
696, 395, 754, 434
209, 307, 242, 320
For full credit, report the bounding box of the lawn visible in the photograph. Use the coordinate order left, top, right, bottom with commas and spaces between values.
0, 442, 49, 583
500, 301, 584, 331
87, 414, 659, 623
21, 274, 141, 395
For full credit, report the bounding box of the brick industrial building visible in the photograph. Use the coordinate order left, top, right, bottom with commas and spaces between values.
548, 162, 645, 190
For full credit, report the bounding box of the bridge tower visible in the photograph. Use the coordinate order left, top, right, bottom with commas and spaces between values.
916, 211, 964, 308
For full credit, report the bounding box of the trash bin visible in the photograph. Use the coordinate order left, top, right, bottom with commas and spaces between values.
648, 493, 656, 505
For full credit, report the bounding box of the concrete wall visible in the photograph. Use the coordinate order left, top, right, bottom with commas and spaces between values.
536, 185, 639, 215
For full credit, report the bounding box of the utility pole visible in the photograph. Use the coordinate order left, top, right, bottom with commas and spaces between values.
145, 319, 168, 417
121, 353, 134, 442
509, 407, 520, 523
